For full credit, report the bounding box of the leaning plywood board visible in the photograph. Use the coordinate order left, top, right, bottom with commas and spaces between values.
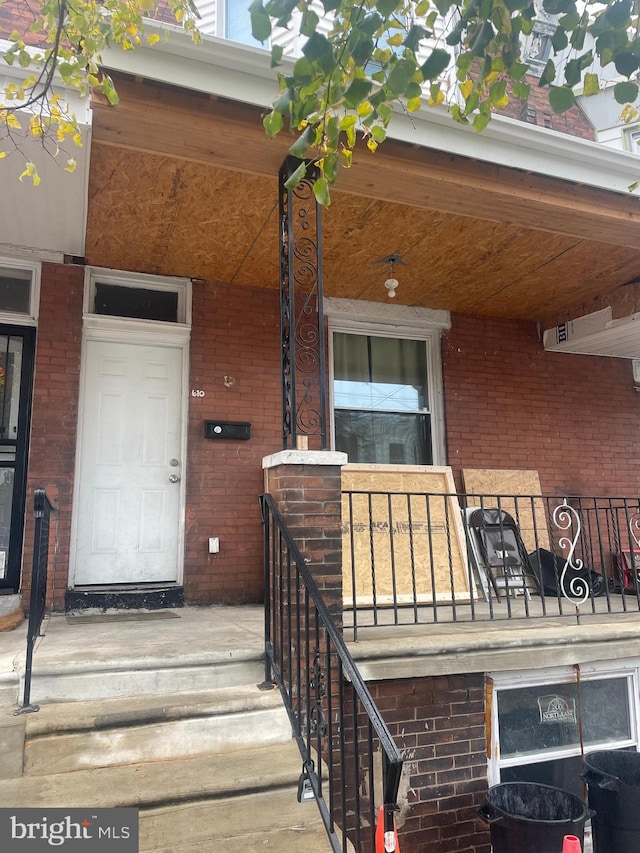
462, 468, 550, 552
342, 465, 471, 607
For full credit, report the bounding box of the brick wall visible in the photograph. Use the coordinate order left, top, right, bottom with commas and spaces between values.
442, 314, 640, 496
184, 279, 282, 603
498, 75, 594, 140
264, 457, 344, 618
24, 262, 83, 611
368, 673, 490, 853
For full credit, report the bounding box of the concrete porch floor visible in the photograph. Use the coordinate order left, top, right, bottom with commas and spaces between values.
2, 601, 640, 699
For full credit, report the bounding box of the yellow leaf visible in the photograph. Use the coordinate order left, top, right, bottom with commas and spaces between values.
0, 152, 6, 158
366, 138, 378, 152
460, 79, 474, 100
65, 158, 77, 173
6, 113, 21, 130
126, 24, 138, 36
18, 162, 40, 185
494, 94, 509, 109
428, 90, 445, 106
406, 96, 422, 113
147, 33, 161, 45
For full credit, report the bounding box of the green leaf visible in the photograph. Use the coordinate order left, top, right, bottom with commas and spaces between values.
263, 110, 283, 136
377, 0, 401, 15
420, 48, 451, 80
313, 177, 331, 206
489, 79, 508, 107
543, 0, 576, 14
289, 125, 315, 158
270, 45, 283, 68
614, 81, 639, 104
249, 0, 271, 43
512, 80, 531, 99
509, 61, 528, 82
548, 85, 576, 113
551, 27, 568, 53
343, 77, 373, 108
300, 8, 319, 37
386, 59, 416, 96
564, 57, 582, 87
302, 32, 334, 73
605, 0, 632, 28
473, 111, 491, 132
404, 25, 428, 53
470, 21, 495, 56
614, 52, 640, 78
284, 160, 308, 190
322, 152, 340, 183
538, 59, 557, 87
583, 73, 600, 97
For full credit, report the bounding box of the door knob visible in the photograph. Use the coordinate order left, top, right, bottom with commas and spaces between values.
169, 474, 180, 483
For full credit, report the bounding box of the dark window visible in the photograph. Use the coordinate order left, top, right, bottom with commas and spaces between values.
94, 284, 178, 323
0, 269, 31, 314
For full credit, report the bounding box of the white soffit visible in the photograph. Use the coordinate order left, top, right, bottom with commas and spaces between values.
543, 307, 640, 358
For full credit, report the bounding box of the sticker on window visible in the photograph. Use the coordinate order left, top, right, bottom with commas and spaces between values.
537, 694, 577, 725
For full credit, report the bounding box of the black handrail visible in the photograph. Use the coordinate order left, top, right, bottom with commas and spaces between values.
261, 493, 404, 852
14, 489, 55, 715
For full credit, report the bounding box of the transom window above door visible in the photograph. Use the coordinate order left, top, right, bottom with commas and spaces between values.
84, 268, 191, 327
333, 332, 431, 465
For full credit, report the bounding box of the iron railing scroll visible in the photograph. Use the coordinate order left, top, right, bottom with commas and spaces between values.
15, 489, 55, 715
278, 156, 327, 450
261, 493, 404, 852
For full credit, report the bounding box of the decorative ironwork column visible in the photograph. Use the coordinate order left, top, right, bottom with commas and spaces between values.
279, 156, 327, 450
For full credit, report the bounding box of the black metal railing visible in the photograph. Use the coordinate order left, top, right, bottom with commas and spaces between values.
261, 493, 403, 853
15, 489, 55, 715
342, 491, 640, 638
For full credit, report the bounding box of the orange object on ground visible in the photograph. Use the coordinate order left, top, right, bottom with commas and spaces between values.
375, 806, 400, 853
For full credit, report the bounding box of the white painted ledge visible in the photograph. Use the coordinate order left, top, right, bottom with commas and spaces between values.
262, 450, 348, 469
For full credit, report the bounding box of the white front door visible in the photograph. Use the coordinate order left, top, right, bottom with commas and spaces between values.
73, 339, 184, 586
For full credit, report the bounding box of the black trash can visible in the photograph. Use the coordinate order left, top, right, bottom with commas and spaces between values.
582, 750, 640, 853
479, 782, 591, 853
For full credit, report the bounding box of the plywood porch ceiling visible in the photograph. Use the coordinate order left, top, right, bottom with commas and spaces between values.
87, 77, 640, 324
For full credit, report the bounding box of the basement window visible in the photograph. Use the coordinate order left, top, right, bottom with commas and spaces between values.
489, 664, 639, 800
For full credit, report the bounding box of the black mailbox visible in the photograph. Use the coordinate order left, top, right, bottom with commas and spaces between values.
204, 421, 251, 441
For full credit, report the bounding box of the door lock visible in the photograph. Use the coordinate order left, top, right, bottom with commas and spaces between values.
170, 459, 180, 466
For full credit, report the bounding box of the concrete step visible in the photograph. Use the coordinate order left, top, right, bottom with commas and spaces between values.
140, 790, 329, 852
23, 685, 291, 774
27, 651, 265, 704
0, 741, 331, 852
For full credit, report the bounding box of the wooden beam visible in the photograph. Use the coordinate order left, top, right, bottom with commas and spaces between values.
91, 76, 640, 249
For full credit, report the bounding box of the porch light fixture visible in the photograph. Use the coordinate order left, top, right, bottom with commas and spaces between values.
373, 251, 406, 299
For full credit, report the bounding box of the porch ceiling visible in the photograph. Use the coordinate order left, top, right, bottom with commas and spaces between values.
86, 76, 640, 324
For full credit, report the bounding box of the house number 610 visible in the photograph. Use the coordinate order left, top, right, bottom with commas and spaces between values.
191, 389, 205, 397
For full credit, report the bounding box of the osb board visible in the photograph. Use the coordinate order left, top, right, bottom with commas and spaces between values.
342, 465, 471, 606
462, 469, 549, 552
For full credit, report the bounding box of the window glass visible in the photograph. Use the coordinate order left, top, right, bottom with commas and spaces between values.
497, 677, 631, 760
0, 268, 31, 315
226, 0, 264, 46
94, 283, 178, 323
333, 332, 431, 464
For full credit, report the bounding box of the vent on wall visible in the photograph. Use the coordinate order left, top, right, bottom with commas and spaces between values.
543, 307, 640, 359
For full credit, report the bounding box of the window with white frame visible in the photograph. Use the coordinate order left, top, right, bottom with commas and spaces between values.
0, 258, 40, 325
84, 268, 191, 327
327, 299, 448, 465
224, 0, 265, 46
489, 663, 639, 800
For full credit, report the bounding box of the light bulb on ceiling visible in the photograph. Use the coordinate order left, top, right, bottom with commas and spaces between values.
385, 278, 398, 298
